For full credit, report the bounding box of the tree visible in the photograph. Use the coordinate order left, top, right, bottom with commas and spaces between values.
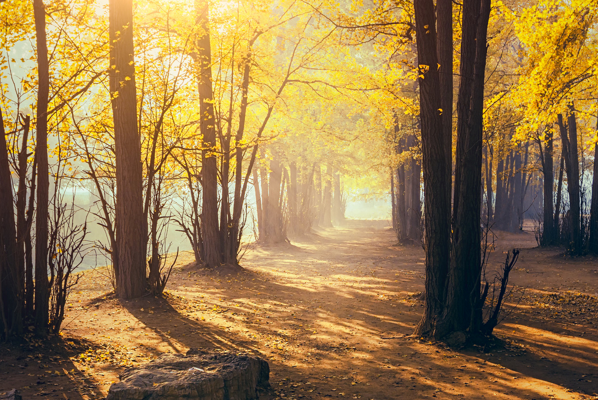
412, 0, 450, 336
33, 0, 50, 334
109, 0, 147, 299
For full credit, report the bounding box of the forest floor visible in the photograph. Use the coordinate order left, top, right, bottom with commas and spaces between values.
1, 219, 598, 400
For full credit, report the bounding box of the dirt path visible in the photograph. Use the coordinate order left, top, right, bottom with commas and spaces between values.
2, 220, 598, 399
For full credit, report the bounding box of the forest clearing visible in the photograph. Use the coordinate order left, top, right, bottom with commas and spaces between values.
2, 220, 598, 399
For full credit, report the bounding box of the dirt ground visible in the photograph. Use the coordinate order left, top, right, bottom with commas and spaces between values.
2, 219, 598, 400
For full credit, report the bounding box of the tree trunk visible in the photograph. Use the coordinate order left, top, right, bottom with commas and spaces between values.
259, 164, 269, 241
566, 111, 581, 255
15, 117, 30, 321
413, 0, 451, 337
554, 153, 564, 240
512, 150, 523, 231
437, 0, 453, 233
0, 109, 20, 338
442, 0, 491, 337
320, 170, 332, 228
195, 0, 221, 267
452, 0, 480, 223
588, 138, 598, 253
253, 167, 263, 239
409, 155, 422, 241
109, 0, 147, 298
396, 156, 407, 241
495, 156, 505, 227
558, 112, 581, 254
484, 145, 493, 222
267, 156, 284, 241
540, 131, 554, 245
391, 169, 397, 232
332, 171, 342, 225
33, 0, 50, 333
289, 162, 298, 230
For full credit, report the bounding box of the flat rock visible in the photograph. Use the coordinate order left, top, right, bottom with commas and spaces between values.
0, 390, 22, 400
106, 349, 269, 400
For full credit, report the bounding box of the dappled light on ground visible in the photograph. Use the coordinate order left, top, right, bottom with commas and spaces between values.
2, 220, 597, 399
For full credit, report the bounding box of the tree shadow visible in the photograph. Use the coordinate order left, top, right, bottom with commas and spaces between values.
0, 335, 106, 399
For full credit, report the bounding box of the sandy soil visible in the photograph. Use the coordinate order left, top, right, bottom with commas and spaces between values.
1, 219, 598, 399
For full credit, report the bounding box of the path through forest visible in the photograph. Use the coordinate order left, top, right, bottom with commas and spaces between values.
1, 220, 598, 399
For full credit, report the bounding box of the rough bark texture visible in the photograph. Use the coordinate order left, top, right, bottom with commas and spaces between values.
437, 0, 453, 231
413, 0, 450, 336
409, 156, 422, 241
107, 350, 269, 400
566, 111, 581, 255
109, 0, 147, 298
33, 0, 50, 333
558, 113, 581, 254
195, 0, 222, 267
541, 131, 555, 245
554, 152, 564, 239
589, 139, 598, 254
441, 0, 491, 337
0, 109, 20, 338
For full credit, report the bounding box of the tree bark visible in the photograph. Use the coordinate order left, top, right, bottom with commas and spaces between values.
289, 162, 298, 230
554, 153, 564, 240
589, 138, 598, 253
396, 154, 407, 241
109, 0, 147, 298
437, 0, 453, 231
33, 0, 50, 333
332, 170, 342, 225
540, 131, 554, 245
409, 155, 422, 241
442, 0, 491, 337
0, 109, 20, 338
391, 169, 397, 232
558, 112, 581, 254
195, 0, 221, 267
413, 0, 450, 337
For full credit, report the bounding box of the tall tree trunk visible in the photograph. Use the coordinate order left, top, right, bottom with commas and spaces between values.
413, 0, 450, 337
512, 150, 523, 232
253, 168, 263, 240
558, 112, 581, 254
554, 153, 564, 240
588, 137, 598, 253
452, 0, 480, 223
195, 0, 221, 267
267, 156, 284, 241
259, 164, 269, 241
0, 109, 20, 338
33, 0, 50, 333
484, 144, 494, 222
15, 117, 30, 321
229, 49, 252, 261
540, 131, 554, 245
289, 162, 298, 231
437, 0, 453, 232
442, 0, 491, 336
332, 170, 342, 225
320, 170, 332, 228
409, 156, 422, 241
495, 156, 505, 227
25, 157, 37, 318
396, 158, 407, 241
567, 111, 581, 255
391, 169, 397, 232
109, 0, 147, 298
